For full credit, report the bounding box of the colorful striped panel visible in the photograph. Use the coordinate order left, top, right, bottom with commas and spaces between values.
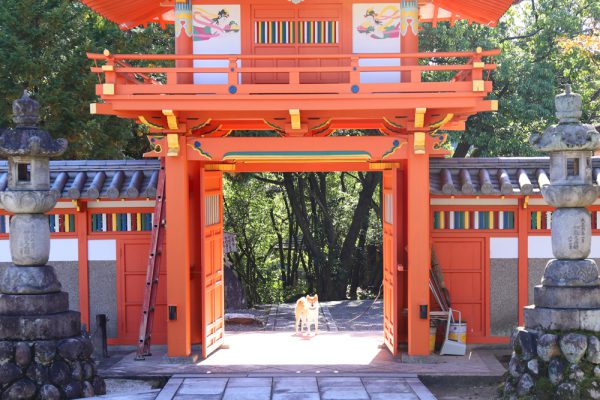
433, 211, 515, 230
48, 214, 76, 233
91, 213, 153, 233
298, 21, 338, 44
255, 21, 295, 44
530, 211, 553, 230
593, 211, 600, 230
0, 215, 9, 234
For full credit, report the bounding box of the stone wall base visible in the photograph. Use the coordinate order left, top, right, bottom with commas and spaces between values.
504, 327, 600, 399
0, 333, 106, 399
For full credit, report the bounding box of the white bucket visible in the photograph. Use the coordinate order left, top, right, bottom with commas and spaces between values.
448, 322, 467, 344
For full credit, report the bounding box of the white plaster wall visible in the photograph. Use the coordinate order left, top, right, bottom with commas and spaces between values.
528, 235, 600, 258
0, 240, 9, 262
49, 239, 79, 262
490, 237, 518, 258
591, 236, 600, 258
88, 240, 117, 261
528, 236, 553, 258
0, 238, 80, 262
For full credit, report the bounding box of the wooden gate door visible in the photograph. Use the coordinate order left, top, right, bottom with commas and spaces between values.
200, 170, 225, 358
117, 239, 167, 344
432, 238, 487, 340
382, 169, 399, 355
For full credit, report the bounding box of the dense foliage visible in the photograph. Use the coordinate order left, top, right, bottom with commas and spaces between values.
0, 0, 171, 159
224, 171, 383, 304
421, 0, 600, 157
0, 0, 598, 304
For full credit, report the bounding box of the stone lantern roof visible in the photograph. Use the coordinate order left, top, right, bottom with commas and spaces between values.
0, 91, 67, 158
530, 85, 600, 152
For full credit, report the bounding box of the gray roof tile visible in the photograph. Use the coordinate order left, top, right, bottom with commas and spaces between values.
1, 157, 599, 199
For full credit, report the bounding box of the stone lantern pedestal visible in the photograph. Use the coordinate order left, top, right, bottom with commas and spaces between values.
503, 86, 600, 399
0, 93, 105, 399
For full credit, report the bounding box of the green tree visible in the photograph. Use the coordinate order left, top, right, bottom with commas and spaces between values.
0, 0, 172, 159
420, 0, 600, 157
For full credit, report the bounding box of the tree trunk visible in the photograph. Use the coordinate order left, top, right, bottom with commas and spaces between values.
338, 172, 381, 298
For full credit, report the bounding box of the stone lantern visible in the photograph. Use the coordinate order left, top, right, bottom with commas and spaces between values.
503, 86, 600, 398
0, 92, 105, 400
532, 86, 600, 283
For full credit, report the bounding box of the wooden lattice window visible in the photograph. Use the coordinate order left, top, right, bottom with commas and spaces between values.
298, 21, 338, 44
0, 215, 10, 234
433, 210, 515, 230
49, 214, 76, 233
255, 21, 296, 44
1, 214, 76, 234
384, 193, 393, 224
530, 211, 553, 231
254, 20, 338, 44
91, 212, 153, 232
205, 194, 220, 226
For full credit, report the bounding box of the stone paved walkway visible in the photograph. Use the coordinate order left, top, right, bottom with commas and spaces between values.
226, 300, 384, 332
90, 375, 437, 400
266, 302, 332, 331
99, 332, 506, 377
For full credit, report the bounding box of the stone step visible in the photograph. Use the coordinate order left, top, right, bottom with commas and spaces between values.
534, 285, 600, 308
523, 305, 600, 331
0, 311, 81, 340
0, 292, 69, 315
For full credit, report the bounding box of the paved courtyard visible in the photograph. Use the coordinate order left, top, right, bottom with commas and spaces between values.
225, 300, 385, 333
91, 375, 436, 400
90, 301, 507, 399
99, 332, 506, 377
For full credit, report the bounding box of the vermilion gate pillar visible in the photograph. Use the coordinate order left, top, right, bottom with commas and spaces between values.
407, 135, 431, 355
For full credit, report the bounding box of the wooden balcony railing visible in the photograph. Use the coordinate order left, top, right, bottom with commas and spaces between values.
89, 49, 498, 97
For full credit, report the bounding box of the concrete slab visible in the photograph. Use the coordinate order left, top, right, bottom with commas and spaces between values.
155, 378, 182, 400
363, 378, 412, 393
272, 393, 321, 400
370, 393, 419, 400
99, 333, 506, 378
318, 377, 363, 387
319, 388, 370, 400
222, 386, 271, 400
274, 377, 319, 392
227, 377, 272, 387
149, 374, 438, 400
176, 378, 227, 395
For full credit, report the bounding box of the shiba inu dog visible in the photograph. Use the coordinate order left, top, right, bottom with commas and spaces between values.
295, 294, 319, 335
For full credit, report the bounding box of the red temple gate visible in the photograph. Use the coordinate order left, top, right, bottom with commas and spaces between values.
81, 0, 514, 359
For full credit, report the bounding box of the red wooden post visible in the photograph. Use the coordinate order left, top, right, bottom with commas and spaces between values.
401, 0, 419, 83
517, 197, 529, 325
76, 202, 90, 330
407, 134, 430, 355
166, 137, 192, 357
175, 0, 193, 84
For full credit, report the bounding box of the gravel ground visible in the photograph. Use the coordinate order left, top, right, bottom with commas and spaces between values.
421, 376, 502, 399
324, 300, 383, 331
104, 378, 162, 395
224, 305, 271, 331
224, 300, 384, 332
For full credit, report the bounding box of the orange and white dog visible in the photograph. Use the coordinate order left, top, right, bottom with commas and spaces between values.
295, 294, 319, 335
